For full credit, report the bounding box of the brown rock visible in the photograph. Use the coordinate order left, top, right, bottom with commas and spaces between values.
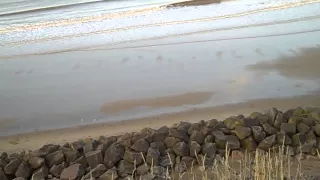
83, 140, 99, 154
173, 142, 189, 156
98, 167, 118, 180
201, 127, 214, 136
189, 141, 201, 157
212, 131, 226, 149
164, 137, 181, 148
262, 123, 278, 135
152, 166, 166, 177
46, 151, 64, 168
280, 123, 296, 136
223, 117, 244, 130
12, 178, 25, 180
313, 124, 320, 136
266, 107, 279, 124
257, 135, 276, 151
28, 156, 45, 169
136, 163, 150, 175
85, 150, 103, 168
296, 144, 313, 154
181, 156, 196, 167
190, 131, 204, 145
160, 153, 175, 167
274, 112, 284, 128
150, 142, 166, 156
169, 129, 189, 142
225, 135, 240, 150
242, 118, 260, 127
64, 150, 79, 165
251, 126, 266, 142
72, 156, 87, 166
117, 160, 134, 177
276, 131, 292, 145
241, 136, 257, 151
233, 126, 252, 140
151, 132, 166, 142
4, 158, 21, 174
99, 136, 117, 149
306, 130, 317, 146
15, 162, 31, 178
292, 133, 306, 146
104, 143, 125, 168
202, 143, 216, 158
50, 162, 65, 177
60, 164, 85, 180
123, 149, 143, 165
297, 123, 310, 134
35, 144, 60, 157
231, 150, 245, 160
157, 126, 169, 134
84, 164, 107, 178
31, 166, 48, 180
188, 123, 202, 135
131, 139, 149, 153
146, 147, 160, 165
0, 168, 8, 180
204, 135, 214, 143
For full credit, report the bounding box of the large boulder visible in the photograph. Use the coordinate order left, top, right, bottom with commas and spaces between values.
292, 133, 306, 146
117, 160, 134, 177
202, 143, 217, 158
313, 124, 320, 136
64, 150, 79, 165
262, 123, 278, 135
257, 135, 276, 151
266, 107, 279, 125
212, 131, 226, 149
84, 164, 107, 178
190, 131, 204, 145
4, 158, 21, 174
50, 162, 65, 178
98, 167, 118, 180
225, 135, 240, 150
46, 151, 64, 168
241, 136, 257, 151
60, 164, 86, 180
131, 139, 149, 153
274, 112, 284, 128
146, 147, 160, 165
15, 162, 31, 178
297, 123, 310, 134
251, 126, 266, 142
249, 112, 268, 124
276, 131, 292, 145
223, 117, 244, 130
164, 137, 181, 148
0, 168, 7, 180
123, 149, 143, 165
160, 153, 175, 167
188, 123, 202, 135
35, 144, 60, 157
104, 143, 125, 168
306, 130, 317, 146
280, 123, 296, 136
151, 132, 166, 142
31, 166, 48, 180
233, 126, 252, 140
72, 156, 87, 166
169, 129, 189, 142
136, 163, 150, 175
28, 156, 45, 169
150, 142, 166, 156
173, 142, 189, 156
189, 141, 201, 157
85, 150, 103, 168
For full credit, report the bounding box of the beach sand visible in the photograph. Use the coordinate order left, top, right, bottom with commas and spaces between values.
1, 93, 320, 154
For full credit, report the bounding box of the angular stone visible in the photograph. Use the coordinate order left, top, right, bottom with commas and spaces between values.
202, 143, 216, 158
280, 123, 296, 136
173, 142, 189, 156
204, 135, 214, 143
4, 158, 21, 174
276, 131, 292, 145
266, 107, 279, 124
50, 162, 65, 177
212, 131, 226, 149
274, 112, 284, 128
136, 163, 150, 175
152, 166, 166, 177
32, 166, 48, 180
296, 144, 313, 154
15, 162, 31, 178
201, 127, 214, 136
98, 167, 118, 180
176, 121, 191, 132
99, 136, 117, 148
189, 141, 201, 157
131, 139, 149, 153
262, 123, 278, 135
297, 123, 310, 134
60, 164, 85, 180
288, 116, 303, 124
123, 149, 143, 165
12, 177, 26, 180
257, 135, 276, 151
233, 126, 252, 140
139, 174, 153, 180
302, 117, 315, 126
150, 142, 166, 156
160, 153, 175, 167
36, 144, 60, 157
146, 147, 160, 165
225, 135, 240, 150
117, 160, 134, 177
28, 156, 45, 169
46, 151, 64, 168
242, 118, 260, 127
85, 150, 103, 168
313, 124, 320, 136
223, 117, 244, 130
0, 168, 7, 180
157, 126, 169, 135
84, 164, 107, 178
231, 150, 245, 160
64, 150, 79, 165
70, 141, 85, 152
219, 128, 231, 135
240, 136, 257, 151
151, 132, 166, 142
72, 156, 87, 166
188, 123, 202, 135
292, 133, 306, 146
164, 137, 181, 148
181, 156, 196, 168
190, 131, 204, 145
169, 129, 189, 142
83, 141, 99, 155
251, 126, 266, 142
104, 143, 125, 168
306, 130, 317, 146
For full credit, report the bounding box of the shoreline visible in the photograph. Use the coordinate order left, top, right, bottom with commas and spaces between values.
1, 93, 320, 153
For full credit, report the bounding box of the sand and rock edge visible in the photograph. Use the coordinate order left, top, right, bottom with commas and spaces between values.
1, 107, 320, 180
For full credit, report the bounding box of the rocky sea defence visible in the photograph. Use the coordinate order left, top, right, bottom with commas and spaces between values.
1, 106, 320, 180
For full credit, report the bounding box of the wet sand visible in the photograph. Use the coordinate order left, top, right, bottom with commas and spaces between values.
1, 93, 320, 153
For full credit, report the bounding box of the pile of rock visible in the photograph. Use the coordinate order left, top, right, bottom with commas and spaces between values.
1, 107, 320, 180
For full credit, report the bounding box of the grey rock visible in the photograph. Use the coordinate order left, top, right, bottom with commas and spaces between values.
104, 143, 125, 168
98, 167, 118, 180
280, 123, 296, 136
131, 139, 149, 153
70, 141, 85, 152
212, 131, 226, 149
223, 117, 244, 130
12, 178, 25, 180
266, 107, 279, 124
146, 147, 160, 165
136, 163, 150, 175
173, 142, 189, 156
31, 166, 48, 180
190, 131, 204, 145
292, 133, 306, 146
160, 153, 175, 167
313, 124, 320, 136
188, 123, 202, 135
152, 166, 166, 177
276, 131, 292, 145
0, 168, 7, 180
98, 136, 117, 149
174, 163, 187, 174
207, 119, 219, 127
251, 126, 266, 142
72, 156, 87, 166
157, 126, 169, 135
196, 154, 214, 167
85, 150, 103, 168
28, 156, 45, 169
233, 126, 252, 140
306, 130, 317, 146
36, 144, 60, 157
83, 141, 99, 155
201, 127, 213, 136
189, 141, 201, 157
164, 137, 181, 148
225, 135, 240, 150
240, 136, 257, 151
117, 160, 134, 177
169, 129, 189, 142
176, 121, 191, 132
151, 132, 166, 142
15, 162, 31, 178
274, 112, 284, 128
64, 150, 79, 165
4, 158, 21, 174
123, 149, 143, 165
46, 151, 64, 168
50, 162, 65, 177
204, 135, 214, 143
296, 144, 313, 154
181, 156, 196, 167
84, 164, 107, 178
242, 118, 260, 127
150, 142, 166, 156
297, 123, 310, 134
283, 109, 295, 123
139, 174, 153, 180
60, 164, 85, 180
257, 135, 276, 151
202, 143, 217, 158
262, 123, 278, 135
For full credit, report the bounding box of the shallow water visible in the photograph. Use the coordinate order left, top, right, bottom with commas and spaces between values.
0, 0, 320, 136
